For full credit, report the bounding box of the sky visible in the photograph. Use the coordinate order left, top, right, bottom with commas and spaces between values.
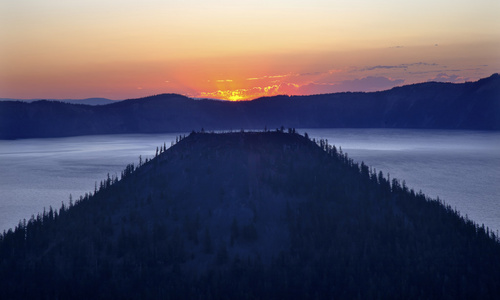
1, 0, 499, 101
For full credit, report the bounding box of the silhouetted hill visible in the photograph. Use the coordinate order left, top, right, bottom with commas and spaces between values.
0, 97, 115, 105
1, 131, 499, 299
62, 98, 115, 105
1, 74, 499, 139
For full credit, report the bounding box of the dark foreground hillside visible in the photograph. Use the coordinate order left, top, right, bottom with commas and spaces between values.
1, 74, 499, 139
1, 131, 500, 299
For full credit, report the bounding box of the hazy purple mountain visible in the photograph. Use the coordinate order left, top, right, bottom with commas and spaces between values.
0, 97, 116, 106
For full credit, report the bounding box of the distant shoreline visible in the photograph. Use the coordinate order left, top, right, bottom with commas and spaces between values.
0, 74, 498, 139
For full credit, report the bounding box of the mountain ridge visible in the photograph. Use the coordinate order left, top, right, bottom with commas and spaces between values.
0, 97, 115, 105
0, 74, 499, 139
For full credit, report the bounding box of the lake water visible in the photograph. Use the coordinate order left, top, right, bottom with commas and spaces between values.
0, 129, 499, 235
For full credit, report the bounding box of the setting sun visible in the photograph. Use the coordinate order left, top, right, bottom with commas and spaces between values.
227, 91, 245, 102
200, 89, 249, 101
0, 0, 498, 100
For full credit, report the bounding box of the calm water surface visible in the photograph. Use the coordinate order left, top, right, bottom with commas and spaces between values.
0, 133, 186, 232
0, 129, 499, 234
301, 129, 500, 234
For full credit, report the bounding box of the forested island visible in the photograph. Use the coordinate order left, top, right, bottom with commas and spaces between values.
1, 74, 499, 139
1, 130, 499, 299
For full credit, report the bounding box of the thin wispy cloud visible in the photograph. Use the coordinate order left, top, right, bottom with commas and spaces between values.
431, 73, 469, 83
245, 69, 343, 85
297, 76, 405, 95
360, 62, 439, 72
245, 74, 292, 81
199, 75, 408, 100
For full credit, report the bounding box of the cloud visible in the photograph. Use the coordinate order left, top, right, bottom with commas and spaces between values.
200, 70, 408, 100
298, 69, 342, 77
297, 71, 324, 76
200, 76, 406, 100
246, 74, 291, 81
198, 83, 301, 101
431, 73, 468, 83
298, 76, 405, 94
341, 76, 405, 92
407, 62, 438, 67
244, 69, 342, 84
296, 83, 339, 95
360, 62, 438, 72
267, 75, 288, 79
363, 65, 407, 71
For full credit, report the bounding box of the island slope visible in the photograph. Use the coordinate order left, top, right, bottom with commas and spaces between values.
1, 131, 499, 299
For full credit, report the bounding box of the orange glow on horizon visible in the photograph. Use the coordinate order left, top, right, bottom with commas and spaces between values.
198, 83, 297, 101
227, 91, 245, 101
199, 89, 253, 101
1, 1, 498, 100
